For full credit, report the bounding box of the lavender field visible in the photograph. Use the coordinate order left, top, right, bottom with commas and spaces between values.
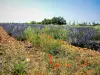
0, 23, 100, 51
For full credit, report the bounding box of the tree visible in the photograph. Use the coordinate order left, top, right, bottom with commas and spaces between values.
29, 16, 66, 25
83, 22, 87, 25
52, 16, 66, 25
51, 17, 57, 24
77, 22, 88, 26
92, 21, 99, 26
30, 21, 36, 24
37, 22, 42, 24
42, 18, 52, 25
72, 21, 75, 25
88, 22, 91, 26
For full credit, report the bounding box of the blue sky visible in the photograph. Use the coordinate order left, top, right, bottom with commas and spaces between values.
0, 0, 100, 23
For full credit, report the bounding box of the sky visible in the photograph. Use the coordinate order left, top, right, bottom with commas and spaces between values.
0, 0, 100, 23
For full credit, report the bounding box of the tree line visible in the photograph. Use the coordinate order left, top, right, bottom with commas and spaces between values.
29, 16, 66, 25
29, 16, 100, 26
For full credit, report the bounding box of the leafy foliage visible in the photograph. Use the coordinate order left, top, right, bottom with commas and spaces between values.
24, 26, 41, 46
42, 26, 68, 40
51, 16, 66, 25
29, 16, 66, 25
29, 21, 36, 24
24, 26, 62, 55
42, 18, 52, 25
12, 61, 28, 75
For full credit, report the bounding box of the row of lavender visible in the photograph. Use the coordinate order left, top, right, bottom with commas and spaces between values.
67, 26, 100, 50
0, 23, 44, 40
46, 25, 100, 50
0, 23, 100, 50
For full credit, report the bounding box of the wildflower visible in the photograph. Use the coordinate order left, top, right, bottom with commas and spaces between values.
48, 53, 51, 57
78, 73, 82, 75
48, 54, 53, 59
53, 63, 60, 71
85, 60, 88, 63
48, 53, 51, 56
49, 56, 53, 59
54, 66, 57, 70
55, 63, 60, 67
37, 72, 40, 75
48, 35, 52, 39
58, 40, 63, 43
84, 63, 88, 66
49, 61, 53, 65
84, 60, 89, 66
67, 64, 71, 68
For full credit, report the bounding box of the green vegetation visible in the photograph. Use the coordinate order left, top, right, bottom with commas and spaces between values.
12, 61, 28, 75
42, 26, 68, 40
24, 26, 41, 46
23, 26, 100, 75
24, 26, 62, 55
1, 24, 100, 75
29, 17, 100, 26
29, 16, 66, 25
29, 21, 37, 24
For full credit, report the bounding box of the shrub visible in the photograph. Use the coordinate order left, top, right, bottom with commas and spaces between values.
24, 26, 41, 46
24, 26, 62, 56
67, 27, 96, 46
42, 26, 68, 40
41, 34, 62, 56
12, 61, 28, 75
90, 29, 100, 41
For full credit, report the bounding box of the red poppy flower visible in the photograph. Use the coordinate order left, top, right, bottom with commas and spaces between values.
78, 73, 82, 75
54, 66, 57, 70
84, 60, 89, 66
37, 72, 40, 75
67, 64, 71, 68
49, 61, 53, 65
55, 63, 60, 67
85, 60, 88, 63
48, 54, 53, 59
48, 36, 52, 39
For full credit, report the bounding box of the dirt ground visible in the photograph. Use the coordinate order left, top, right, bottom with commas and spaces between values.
0, 26, 45, 75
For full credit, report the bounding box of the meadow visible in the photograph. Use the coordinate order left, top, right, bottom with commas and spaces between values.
0, 23, 100, 75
